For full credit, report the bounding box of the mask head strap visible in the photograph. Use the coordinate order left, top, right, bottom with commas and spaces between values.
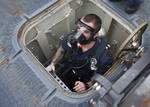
78, 19, 95, 33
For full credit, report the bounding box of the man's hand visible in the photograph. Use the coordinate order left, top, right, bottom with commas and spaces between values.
46, 63, 55, 72
73, 81, 87, 92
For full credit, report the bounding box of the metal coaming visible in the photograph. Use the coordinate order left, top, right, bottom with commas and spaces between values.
16, 0, 149, 104
112, 50, 150, 94
17, 0, 110, 100
115, 22, 148, 58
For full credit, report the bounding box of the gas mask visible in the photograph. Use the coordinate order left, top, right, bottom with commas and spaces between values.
68, 31, 88, 43
67, 30, 93, 51
77, 31, 93, 45
68, 19, 97, 47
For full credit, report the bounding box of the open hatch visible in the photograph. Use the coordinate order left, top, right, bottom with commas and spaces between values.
19, 0, 148, 93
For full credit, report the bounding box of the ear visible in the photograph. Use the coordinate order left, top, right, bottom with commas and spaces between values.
94, 27, 106, 38
98, 27, 106, 37
93, 33, 99, 39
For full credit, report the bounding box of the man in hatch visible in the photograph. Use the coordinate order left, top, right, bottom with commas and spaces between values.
46, 14, 113, 92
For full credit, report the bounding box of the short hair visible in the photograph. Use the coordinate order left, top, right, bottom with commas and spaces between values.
82, 14, 102, 34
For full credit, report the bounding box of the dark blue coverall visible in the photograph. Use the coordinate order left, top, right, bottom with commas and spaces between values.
57, 33, 113, 91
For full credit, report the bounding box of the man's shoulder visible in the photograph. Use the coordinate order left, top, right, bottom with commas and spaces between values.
96, 36, 108, 47
93, 37, 110, 57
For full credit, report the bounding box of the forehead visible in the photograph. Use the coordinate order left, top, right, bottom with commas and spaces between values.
80, 18, 95, 29
77, 19, 95, 33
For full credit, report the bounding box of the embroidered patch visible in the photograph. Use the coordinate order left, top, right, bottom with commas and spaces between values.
90, 57, 97, 71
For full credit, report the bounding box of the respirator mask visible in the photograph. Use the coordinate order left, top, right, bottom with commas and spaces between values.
68, 19, 97, 49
